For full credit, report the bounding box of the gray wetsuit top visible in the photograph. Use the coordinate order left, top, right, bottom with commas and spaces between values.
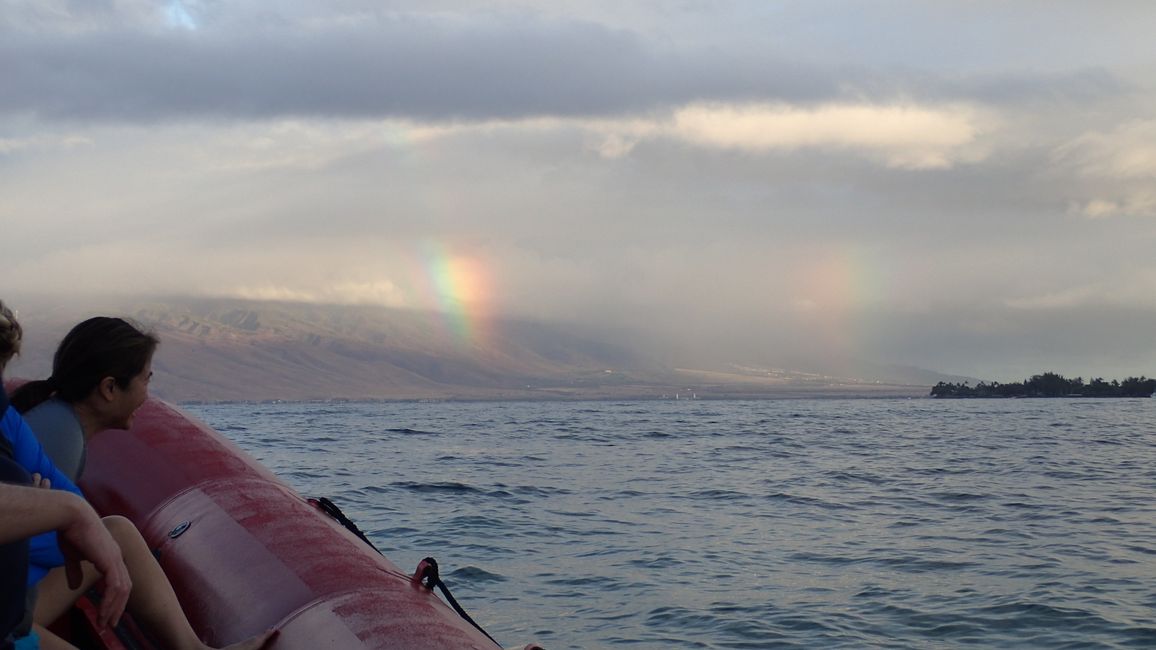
22, 398, 85, 483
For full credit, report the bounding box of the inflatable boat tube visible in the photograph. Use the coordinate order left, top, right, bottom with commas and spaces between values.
78, 396, 507, 650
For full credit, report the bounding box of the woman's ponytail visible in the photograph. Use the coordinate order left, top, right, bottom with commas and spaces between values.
10, 379, 56, 414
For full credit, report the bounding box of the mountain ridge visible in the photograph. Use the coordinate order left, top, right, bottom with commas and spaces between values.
4, 296, 959, 402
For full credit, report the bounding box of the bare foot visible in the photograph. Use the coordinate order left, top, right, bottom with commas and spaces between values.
219, 629, 279, 650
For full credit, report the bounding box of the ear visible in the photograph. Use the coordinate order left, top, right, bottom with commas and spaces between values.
98, 376, 119, 402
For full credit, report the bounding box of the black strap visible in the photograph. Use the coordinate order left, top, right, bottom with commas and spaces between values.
414, 557, 501, 647
310, 496, 502, 646
312, 497, 380, 553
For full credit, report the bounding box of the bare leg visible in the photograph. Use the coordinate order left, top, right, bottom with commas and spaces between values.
34, 515, 276, 650
31, 624, 76, 650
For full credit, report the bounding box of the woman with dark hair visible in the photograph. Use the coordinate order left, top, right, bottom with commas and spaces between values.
2, 309, 275, 650
12, 317, 160, 485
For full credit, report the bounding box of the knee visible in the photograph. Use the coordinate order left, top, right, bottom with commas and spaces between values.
101, 515, 142, 546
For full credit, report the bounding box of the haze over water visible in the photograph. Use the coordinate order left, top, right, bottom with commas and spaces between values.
188, 397, 1156, 649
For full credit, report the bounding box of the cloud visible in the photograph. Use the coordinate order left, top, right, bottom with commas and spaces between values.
229, 280, 406, 307
0, 133, 92, 154
5, 4, 1125, 128
1054, 119, 1156, 218
1060, 119, 1156, 180
1070, 195, 1156, 219
385, 101, 991, 170
665, 102, 988, 169
0, 13, 844, 123
1003, 269, 1156, 311
1004, 287, 1103, 310
4, 1, 1156, 382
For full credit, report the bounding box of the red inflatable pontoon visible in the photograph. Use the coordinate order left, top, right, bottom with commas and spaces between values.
73, 396, 513, 650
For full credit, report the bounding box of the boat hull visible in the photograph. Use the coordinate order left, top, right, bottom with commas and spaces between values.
79, 397, 503, 650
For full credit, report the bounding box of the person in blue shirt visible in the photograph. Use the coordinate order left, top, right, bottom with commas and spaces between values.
1, 357, 34, 650
1, 389, 84, 585
1, 302, 275, 650
1, 305, 129, 650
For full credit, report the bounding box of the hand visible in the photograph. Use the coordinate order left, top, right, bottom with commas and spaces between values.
30, 473, 52, 490
56, 498, 132, 628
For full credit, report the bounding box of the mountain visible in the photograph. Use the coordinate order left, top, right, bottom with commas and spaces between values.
5, 297, 945, 401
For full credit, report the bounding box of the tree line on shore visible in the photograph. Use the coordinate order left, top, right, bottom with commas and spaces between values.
930, 372, 1156, 398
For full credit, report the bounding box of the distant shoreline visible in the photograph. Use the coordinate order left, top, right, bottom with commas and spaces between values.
176, 386, 933, 406
929, 393, 1156, 397
931, 373, 1156, 399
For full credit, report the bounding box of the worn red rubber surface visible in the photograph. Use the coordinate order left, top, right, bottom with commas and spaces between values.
79, 397, 502, 650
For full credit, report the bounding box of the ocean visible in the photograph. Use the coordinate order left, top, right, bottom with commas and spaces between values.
184, 398, 1156, 649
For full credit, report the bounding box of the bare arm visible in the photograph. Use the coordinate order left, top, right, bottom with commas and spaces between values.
0, 481, 85, 541
0, 483, 132, 627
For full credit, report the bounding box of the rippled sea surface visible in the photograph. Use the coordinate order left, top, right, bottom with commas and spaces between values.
184, 398, 1156, 649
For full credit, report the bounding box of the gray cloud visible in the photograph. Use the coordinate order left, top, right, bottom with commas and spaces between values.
2, 5, 1137, 125
4, 2, 1156, 381
1, 17, 845, 123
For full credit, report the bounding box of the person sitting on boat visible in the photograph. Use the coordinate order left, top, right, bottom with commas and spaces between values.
1, 303, 129, 649
2, 307, 276, 650
0, 452, 131, 650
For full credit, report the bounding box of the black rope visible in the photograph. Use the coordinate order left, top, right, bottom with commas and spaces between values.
311, 497, 502, 647
415, 557, 502, 647
312, 497, 380, 553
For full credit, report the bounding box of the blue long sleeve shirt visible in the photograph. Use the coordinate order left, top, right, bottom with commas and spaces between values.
0, 405, 82, 585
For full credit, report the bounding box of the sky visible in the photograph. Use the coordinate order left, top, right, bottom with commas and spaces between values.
3, 0, 1156, 381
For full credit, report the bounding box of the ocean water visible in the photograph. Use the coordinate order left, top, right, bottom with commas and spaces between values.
184, 398, 1156, 649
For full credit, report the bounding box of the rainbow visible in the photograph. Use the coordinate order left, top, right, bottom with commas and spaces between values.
798, 244, 895, 356
419, 242, 491, 346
